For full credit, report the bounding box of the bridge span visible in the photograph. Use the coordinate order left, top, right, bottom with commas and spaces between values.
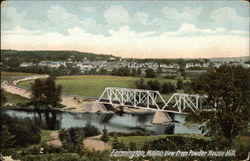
98, 87, 205, 114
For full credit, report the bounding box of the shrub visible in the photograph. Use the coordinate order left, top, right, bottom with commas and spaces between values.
135, 78, 148, 89
161, 82, 176, 94
145, 68, 156, 78
1, 113, 41, 147
164, 74, 177, 79
147, 80, 161, 91
83, 123, 100, 137
149, 136, 213, 151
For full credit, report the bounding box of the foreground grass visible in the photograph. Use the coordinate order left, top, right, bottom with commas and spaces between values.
41, 130, 54, 144
108, 134, 211, 149
19, 75, 183, 100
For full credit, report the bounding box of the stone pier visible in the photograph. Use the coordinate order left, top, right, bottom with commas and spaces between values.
152, 111, 172, 124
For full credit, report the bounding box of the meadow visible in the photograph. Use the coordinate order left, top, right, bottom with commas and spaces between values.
18, 75, 183, 100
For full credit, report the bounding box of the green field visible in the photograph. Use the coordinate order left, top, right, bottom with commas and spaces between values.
18, 75, 183, 100
1, 72, 184, 101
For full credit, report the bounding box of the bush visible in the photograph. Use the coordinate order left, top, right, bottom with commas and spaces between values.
161, 82, 176, 94
176, 79, 183, 89
109, 131, 150, 137
145, 68, 156, 78
1, 113, 41, 147
164, 74, 177, 79
43, 144, 61, 154
149, 136, 213, 151
147, 80, 161, 91
135, 78, 148, 89
19, 153, 84, 161
83, 123, 100, 137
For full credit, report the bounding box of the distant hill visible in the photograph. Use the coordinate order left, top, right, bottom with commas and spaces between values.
208, 56, 249, 63
1, 49, 248, 63
0, 50, 120, 62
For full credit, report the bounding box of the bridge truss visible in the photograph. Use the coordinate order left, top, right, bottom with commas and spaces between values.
98, 87, 204, 113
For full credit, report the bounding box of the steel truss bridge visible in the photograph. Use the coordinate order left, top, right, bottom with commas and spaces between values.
98, 87, 205, 114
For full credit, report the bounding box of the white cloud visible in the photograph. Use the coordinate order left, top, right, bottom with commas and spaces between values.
1, 6, 27, 29
104, 6, 129, 25
47, 5, 98, 31
2, 26, 248, 59
47, 5, 79, 26
132, 12, 149, 25
229, 30, 249, 34
161, 6, 202, 21
211, 7, 239, 23
210, 7, 249, 28
81, 6, 96, 14
2, 26, 40, 35
178, 23, 226, 34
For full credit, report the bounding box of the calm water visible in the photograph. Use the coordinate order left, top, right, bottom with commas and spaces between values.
5, 110, 201, 135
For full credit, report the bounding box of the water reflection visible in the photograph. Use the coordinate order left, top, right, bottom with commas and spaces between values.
5, 110, 201, 135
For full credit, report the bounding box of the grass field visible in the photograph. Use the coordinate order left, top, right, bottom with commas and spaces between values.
18, 75, 183, 100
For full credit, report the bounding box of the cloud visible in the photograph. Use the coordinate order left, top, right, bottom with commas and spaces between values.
132, 12, 149, 25
104, 6, 129, 26
1, 6, 27, 29
47, 5, 79, 26
47, 5, 98, 32
2, 26, 248, 59
81, 6, 96, 14
178, 23, 226, 34
161, 6, 202, 21
210, 7, 249, 31
211, 7, 241, 23
2, 26, 40, 35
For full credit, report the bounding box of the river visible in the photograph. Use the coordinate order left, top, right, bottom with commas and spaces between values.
5, 109, 201, 135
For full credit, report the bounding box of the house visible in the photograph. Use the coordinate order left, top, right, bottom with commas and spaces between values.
20, 62, 35, 67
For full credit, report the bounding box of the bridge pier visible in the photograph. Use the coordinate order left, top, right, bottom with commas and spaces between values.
152, 111, 172, 124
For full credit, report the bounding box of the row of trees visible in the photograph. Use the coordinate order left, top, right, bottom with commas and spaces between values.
135, 78, 189, 93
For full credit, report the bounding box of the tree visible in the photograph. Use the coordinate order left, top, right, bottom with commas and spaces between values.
176, 79, 183, 89
129, 142, 137, 150
0, 89, 7, 105
188, 65, 249, 144
137, 68, 142, 75
147, 80, 161, 91
29, 76, 63, 109
135, 78, 148, 89
131, 68, 137, 76
145, 68, 156, 78
0, 125, 14, 153
142, 141, 150, 151
112, 136, 126, 150
161, 82, 176, 94
100, 126, 109, 146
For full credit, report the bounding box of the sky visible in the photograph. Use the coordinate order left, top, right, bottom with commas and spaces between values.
1, 0, 249, 58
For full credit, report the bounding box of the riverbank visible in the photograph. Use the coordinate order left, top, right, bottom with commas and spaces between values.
1, 75, 108, 113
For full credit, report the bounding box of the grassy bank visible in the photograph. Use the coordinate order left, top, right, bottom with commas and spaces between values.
108, 133, 211, 149
1, 72, 39, 82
